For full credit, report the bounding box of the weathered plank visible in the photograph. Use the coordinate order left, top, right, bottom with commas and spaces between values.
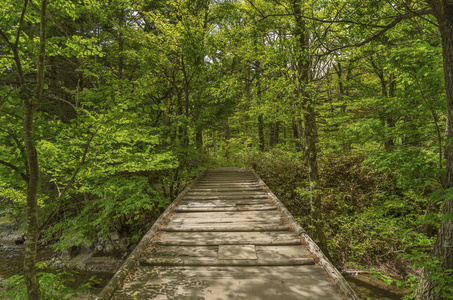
161, 225, 290, 232
181, 199, 270, 206
140, 258, 315, 266
175, 206, 276, 212
169, 210, 281, 218
155, 240, 301, 246
183, 195, 269, 200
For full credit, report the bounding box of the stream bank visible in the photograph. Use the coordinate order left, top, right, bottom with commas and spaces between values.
0, 215, 118, 298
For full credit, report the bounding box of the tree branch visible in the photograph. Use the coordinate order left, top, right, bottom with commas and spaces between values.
246, 0, 390, 29
0, 159, 28, 182
15, 0, 29, 49
0, 1, 28, 87
321, 8, 433, 56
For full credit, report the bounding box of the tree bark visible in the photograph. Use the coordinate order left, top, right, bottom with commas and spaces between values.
419, 1, 453, 299
258, 114, 265, 151
195, 130, 203, 151
292, 117, 303, 152
291, 0, 327, 251
273, 121, 280, 146
118, 7, 124, 79
23, 1, 47, 299
24, 100, 42, 300
224, 119, 231, 159
213, 131, 217, 156
385, 73, 396, 151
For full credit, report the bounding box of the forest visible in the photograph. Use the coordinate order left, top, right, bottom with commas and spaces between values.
1, 0, 453, 299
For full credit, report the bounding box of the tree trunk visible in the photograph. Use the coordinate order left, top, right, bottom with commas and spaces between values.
303, 104, 326, 246
419, 1, 453, 299
258, 114, 265, 151
23, 1, 47, 299
195, 130, 203, 151
384, 73, 396, 151
118, 7, 124, 79
213, 131, 217, 157
291, 0, 327, 251
292, 117, 303, 152
23, 100, 42, 300
224, 119, 231, 159
273, 121, 280, 146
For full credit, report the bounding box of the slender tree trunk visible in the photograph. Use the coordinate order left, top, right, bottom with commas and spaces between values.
269, 123, 274, 147
118, 7, 124, 79
274, 121, 280, 146
292, 117, 303, 152
419, 1, 453, 299
292, 0, 327, 251
224, 119, 231, 159
23, 1, 47, 299
213, 131, 217, 157
385, 73, 396, 151
258, 114, 265, 151
195, 130, 203, 151
24, 100, 41, 300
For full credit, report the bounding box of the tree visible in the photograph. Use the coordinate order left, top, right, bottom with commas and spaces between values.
0, 0, 48, 297
418, 1, 453, 298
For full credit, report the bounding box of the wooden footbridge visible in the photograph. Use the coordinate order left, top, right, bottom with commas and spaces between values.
97, 168, 359, 299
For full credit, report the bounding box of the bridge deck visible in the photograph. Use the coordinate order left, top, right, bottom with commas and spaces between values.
102, 168, 356, 299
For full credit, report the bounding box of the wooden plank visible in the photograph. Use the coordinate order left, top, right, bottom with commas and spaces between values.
155, 240, 302, 246
190, 187, 263, 192
161, 225, 290, 232
181, 199, 270, 206
170, 211, 281, 218
175, 206, 276, 212
130, 265, 331, 278
183, 195, 269, 200
140, 258, 315, 267
153, 246, 218, 258
157, 231, 300, 244
256, 245, 312, 260
167, 219, 282, 226
194, 183, 259, 187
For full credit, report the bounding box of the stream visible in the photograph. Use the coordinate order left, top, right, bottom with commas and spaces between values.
0, 241, 114, 297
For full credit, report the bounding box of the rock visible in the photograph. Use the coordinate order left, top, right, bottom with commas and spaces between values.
14, 235, 25, 244
109, 231, 120, 241
0, 231, 25, 244
69, 241, 92, 258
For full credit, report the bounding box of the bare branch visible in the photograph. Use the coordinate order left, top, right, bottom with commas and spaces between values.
46, 95, 77, 112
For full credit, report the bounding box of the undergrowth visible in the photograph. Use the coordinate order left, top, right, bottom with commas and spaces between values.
234, 149, 440, 284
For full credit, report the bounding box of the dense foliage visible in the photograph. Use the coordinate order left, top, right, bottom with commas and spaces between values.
1, 0, 453, 298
